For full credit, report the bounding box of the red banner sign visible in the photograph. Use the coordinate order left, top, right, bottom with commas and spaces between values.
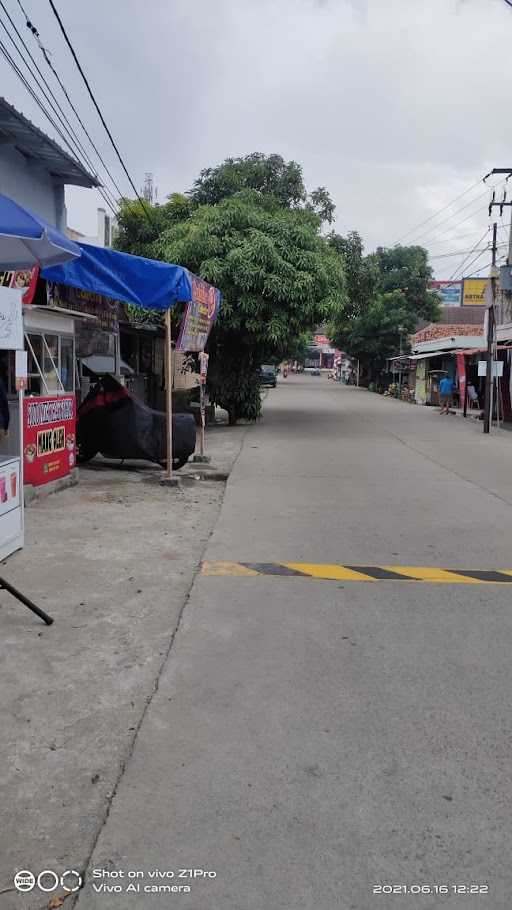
0, 267, 39, 304
456, 353, 466, 407
23, 396, 76, 486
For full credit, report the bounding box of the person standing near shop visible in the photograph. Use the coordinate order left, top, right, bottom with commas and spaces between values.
439, 374, 455, 415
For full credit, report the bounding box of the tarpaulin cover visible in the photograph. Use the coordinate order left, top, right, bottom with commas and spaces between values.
42, 243, 193, 310
78, 374, 196, 468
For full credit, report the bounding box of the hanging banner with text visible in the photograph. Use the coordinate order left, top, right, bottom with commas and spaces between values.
176, 275, 220, 353
23, 395, 76, 486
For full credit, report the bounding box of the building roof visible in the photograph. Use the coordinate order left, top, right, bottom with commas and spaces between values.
412, 324, 484, 348
414, 305, 485, 333
0, 97, 99, 188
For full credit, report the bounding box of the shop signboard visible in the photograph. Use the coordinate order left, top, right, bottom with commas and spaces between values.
428, 280, 462, 306
176, 275, 220, 353
48, 283, 121, 332
23, 395, 76, 486
0, 266, 39, 304
463, 278, 487, 306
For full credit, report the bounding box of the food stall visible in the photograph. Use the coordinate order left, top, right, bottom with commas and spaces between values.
0, 285, 24, 562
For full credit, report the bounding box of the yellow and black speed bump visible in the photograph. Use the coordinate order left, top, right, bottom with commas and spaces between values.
201, 561, 512, 585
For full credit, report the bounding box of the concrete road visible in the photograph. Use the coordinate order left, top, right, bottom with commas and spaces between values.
77, 378, 512, 909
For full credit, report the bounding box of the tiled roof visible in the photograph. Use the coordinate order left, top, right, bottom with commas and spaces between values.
412, 323, 484, 345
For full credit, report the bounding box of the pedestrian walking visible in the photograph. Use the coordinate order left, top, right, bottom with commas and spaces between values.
439, 375, 455, 415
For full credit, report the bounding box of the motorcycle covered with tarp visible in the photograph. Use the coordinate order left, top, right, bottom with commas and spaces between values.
77, 374, 196, 470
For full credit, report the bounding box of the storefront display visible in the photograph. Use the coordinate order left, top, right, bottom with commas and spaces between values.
23, 394, 76, 486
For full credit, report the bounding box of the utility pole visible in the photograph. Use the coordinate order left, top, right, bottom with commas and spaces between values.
483, 170, 512, 432
483, 223, 498, 433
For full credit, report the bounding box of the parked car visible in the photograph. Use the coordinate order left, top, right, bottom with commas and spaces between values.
260, 364, 277, 387
77, 374, 196, 469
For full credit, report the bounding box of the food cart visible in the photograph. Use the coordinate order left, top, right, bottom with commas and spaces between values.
0, 190, 82, 624
0, 285, 24, 562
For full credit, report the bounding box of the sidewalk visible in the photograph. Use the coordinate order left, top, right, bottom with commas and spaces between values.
0, 422, 247, 910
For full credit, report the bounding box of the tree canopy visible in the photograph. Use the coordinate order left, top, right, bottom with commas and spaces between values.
115, 154, 345, 422
328, 237, 439, 380
153, 191, 345, 421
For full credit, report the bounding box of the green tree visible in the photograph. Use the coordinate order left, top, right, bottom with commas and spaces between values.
115, 155, 345, 422
370, 244, 439, 323
332, 290, 414, 380
189, 153, 307, 208
327, 230, 377, 318
153, 191, 345, 422
328, 238, 439, 382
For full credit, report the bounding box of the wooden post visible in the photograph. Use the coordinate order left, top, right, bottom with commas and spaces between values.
164, 307, 174, 482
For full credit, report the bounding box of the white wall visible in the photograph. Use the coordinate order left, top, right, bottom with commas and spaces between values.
0, 145, 64, 228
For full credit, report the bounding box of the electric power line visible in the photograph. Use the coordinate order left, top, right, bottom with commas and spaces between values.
394, 178, 483, 245
449, 227, 491, 281
15, 0, 125, 203
429, 243, 507, 260
451, 246, 491, 282
413, 186, 497, 245
47, 0, 155, 227
0, 4, 118, 215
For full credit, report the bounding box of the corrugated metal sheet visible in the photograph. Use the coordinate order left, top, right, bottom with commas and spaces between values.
0, 97, 99, 188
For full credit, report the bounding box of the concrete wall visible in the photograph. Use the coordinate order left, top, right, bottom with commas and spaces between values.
0, 145, 66, 228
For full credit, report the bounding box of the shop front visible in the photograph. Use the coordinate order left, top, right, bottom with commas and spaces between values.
22, 304, 77, 489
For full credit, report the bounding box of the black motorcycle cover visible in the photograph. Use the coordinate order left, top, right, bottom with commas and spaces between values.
77, 374, 196, 468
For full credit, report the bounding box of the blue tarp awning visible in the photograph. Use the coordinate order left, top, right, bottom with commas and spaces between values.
42, 243, 193, 310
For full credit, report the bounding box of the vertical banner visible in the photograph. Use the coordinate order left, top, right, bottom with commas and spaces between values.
198, 352, 209, 457
456, 353, 466, 407
176, 276, 220, 353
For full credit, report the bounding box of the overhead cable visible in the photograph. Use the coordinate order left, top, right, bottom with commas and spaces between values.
15, 0, 125, 203
393, 178, 483, 245
0, 5, 118, 215
47, 0, 154, 226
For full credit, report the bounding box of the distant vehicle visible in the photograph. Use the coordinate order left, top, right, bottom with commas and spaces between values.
260, 364, 277, 387
305, 367, 321, 376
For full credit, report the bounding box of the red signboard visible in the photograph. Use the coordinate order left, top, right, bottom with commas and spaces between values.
23, 396, 76, 486
0, 267, 39, 304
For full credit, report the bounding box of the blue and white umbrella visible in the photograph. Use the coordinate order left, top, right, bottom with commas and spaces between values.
0, 192, 81, 269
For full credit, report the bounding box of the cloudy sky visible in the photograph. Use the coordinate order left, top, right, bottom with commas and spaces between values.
2, 0, 512, 278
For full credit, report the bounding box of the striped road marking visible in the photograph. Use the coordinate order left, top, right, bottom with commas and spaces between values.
201, 562, 512, 585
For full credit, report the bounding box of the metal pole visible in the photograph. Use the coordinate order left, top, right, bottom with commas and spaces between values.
199, 384, 205, 457
164, 308, 174, 480
484, 223, 498, 434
